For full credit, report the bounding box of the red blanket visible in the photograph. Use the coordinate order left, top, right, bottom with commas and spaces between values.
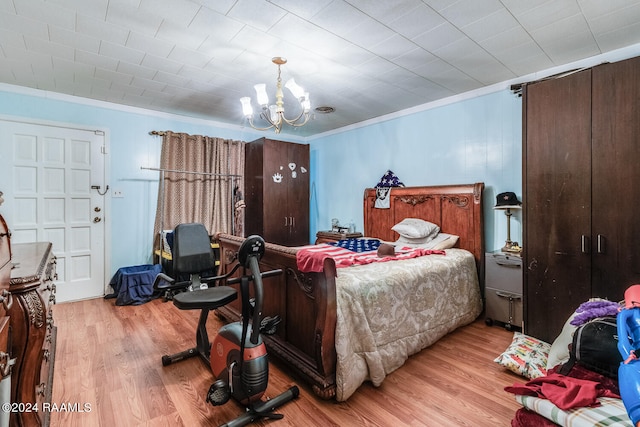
296, 244, 445, 273
505, 372, 620, 410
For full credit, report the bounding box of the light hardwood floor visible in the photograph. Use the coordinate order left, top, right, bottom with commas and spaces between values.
50, 297, 524, 426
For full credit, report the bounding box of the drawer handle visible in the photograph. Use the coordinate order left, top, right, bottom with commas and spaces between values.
495, 291, 521, 300
0, 290, 12, 311
0, 352, 14, 378
36, 383, 46, 396
495, 261, 521, 268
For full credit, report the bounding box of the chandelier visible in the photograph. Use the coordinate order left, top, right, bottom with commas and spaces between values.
240, 57, 311, 134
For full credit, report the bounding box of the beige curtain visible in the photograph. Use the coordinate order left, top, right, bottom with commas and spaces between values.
152, 131, 245, 249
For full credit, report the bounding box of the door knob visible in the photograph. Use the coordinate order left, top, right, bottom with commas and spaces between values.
94, 207, 101, 212
93, 217, 102, 223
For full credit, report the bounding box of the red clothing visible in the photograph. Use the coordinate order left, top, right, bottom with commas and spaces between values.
505, 373, 620, 410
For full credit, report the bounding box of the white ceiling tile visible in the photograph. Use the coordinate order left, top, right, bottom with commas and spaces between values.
155, 21, 209, 51
392, 47, 438, 69
587, 3, 640, 34
126, 32, 174, 58
94, 68, 133, 85
0, 11, 49, 39
24, 36, 74, 61
227, 0, 287, 32
0, 28, 27, 50
268, 0, 333, 20
411, 22, 466, 52
138, 0, 200, 27
343, 17, 397, 50
369, 34, 419, 61
141, 54, 184, 75
309, 0, 369, 38
461, 8, 520, 42
99, 40, 145, 64
387, 3, 446, 39
131, 76, 167, 92
117, 61, 157, 80
167, 46, 213, 69
49, 27, 101, 54
14, 0, 76, 31
106, 3, 164, 36
188, 6, 245, 42
76, 14, 129, 45
346, 0, 424, 23
438, 0, 504, 28
515, 0, 582, 32
47, 0, 109, 20
595, 20, 640, 52
196, 0, 236, 15
75, 50, 119, 71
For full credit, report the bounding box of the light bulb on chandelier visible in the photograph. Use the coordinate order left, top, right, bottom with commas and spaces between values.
240, 57, 311, 134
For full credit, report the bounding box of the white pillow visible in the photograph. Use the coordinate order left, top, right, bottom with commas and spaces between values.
429, 233, 459, 250
546, 312, 577, 371
392, 218, 440, 239
395, 233, 459, 249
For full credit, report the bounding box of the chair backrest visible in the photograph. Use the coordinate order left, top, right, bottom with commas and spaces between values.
172, 223, 216, 275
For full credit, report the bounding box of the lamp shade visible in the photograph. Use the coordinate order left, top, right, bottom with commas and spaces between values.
240, 97, 253, 117
285, 78, 305, 99
254, 83, 269, 106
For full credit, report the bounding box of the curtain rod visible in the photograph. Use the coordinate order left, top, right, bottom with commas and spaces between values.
149, 130, 167, 136
141, 166, 242, 178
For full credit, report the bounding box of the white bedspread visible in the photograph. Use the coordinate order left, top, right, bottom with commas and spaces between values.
334, 248, 482, 401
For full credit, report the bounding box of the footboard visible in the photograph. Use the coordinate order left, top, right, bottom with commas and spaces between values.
215, 233, 338, 399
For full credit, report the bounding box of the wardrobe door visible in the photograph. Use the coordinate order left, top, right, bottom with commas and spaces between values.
523, 69, 593, 343
263, 138, 291, 245
286, 141, 309, 246
591, 56, 640, 299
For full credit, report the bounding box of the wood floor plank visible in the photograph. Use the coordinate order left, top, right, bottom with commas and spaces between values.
50, 297, 523, 426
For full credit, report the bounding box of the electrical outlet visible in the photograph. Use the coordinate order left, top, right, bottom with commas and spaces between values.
112, 190, 123, 198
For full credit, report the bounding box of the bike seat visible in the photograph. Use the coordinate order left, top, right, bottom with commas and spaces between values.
172, 286, 237, 310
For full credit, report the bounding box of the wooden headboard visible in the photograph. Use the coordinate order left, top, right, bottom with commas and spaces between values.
363, 183, 485, 282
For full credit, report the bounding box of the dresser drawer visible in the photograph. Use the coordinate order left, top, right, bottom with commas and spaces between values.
485, 252, 522, 294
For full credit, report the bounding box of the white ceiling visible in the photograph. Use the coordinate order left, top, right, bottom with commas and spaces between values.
2, 0, 640, 137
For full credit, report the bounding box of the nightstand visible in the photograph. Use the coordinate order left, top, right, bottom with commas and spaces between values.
484, 251, 522, 331
315, 231, 363, 244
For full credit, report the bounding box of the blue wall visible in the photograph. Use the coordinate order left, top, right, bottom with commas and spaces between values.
309, 90, 523, 253
0, 85, 521, 280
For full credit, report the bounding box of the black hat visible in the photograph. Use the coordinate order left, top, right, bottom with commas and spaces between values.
494, 192, 522, 209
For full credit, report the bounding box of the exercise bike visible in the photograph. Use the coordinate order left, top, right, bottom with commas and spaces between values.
154, 226, 298, 427
206, 235, 298, 426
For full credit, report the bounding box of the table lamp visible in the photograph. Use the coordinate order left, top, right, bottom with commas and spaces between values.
494, 192, 522, 253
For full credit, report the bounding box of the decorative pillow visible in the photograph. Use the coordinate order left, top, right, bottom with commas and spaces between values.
391, 218, 440, 240
495, 332, 551, 379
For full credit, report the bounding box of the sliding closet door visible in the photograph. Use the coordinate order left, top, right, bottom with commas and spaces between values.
591, 57, 640, 299
523, 69, 592, 343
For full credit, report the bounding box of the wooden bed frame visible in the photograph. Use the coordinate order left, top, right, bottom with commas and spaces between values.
216, 182, 484, 399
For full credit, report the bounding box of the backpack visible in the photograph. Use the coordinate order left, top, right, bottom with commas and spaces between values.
558, 316, 622, 379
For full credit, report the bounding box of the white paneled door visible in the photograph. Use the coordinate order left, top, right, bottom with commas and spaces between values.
0, 119, 107, 302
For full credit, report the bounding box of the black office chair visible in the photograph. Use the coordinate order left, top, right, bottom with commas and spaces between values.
153, 222, 237, 366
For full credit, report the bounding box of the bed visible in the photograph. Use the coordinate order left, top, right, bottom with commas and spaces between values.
215, 183, 485, 400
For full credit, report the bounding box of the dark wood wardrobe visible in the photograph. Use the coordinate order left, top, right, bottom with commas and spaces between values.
523, 55, 640, 343
244, 137, 310, 246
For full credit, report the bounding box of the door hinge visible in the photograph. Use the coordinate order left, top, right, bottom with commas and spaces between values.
94, 130, 105, 136
101, 146, 107, 154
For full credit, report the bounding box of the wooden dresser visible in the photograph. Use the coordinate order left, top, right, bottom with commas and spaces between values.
9, 242, 56, 427
0, 215, 13, 425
